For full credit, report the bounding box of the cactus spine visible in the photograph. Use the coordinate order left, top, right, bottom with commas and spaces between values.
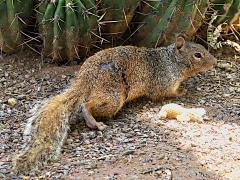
37, 0, 98, 61
1, 0, 239, 60
0, 0, 33, 53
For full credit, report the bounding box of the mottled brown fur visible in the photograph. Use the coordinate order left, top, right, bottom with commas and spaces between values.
14, 35, 217, 174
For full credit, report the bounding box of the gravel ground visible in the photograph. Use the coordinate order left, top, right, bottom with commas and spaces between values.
0, 49, 239, 179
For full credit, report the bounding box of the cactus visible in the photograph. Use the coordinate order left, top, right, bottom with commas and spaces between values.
99, 0, 141, 36
173, 0, 209, 40
130, 0, 209, 47
1, 0, 239, 61
0, 0, 34, 53
130, 0, 172, 43
211, 0, 240, 31
132, 0, 186, 47
37, 0, 98, 61
37, 0, 57, 58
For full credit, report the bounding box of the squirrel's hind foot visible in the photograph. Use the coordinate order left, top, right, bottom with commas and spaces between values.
95, 122, 108, 131
82, 103, 108, 131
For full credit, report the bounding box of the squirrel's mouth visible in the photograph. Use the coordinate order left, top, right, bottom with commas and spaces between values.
206, 64, 214, 70
209, 65, 214, 69
206, 61, 217, 70
198, 64, 215, 72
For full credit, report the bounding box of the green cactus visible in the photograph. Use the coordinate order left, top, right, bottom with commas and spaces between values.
38, 0, 57, 57
131, 0, 209, 47
99, 0, 141, 36
78, 0, 98, 54
65, 0, 79, 60
185, 0, 209, 36
37, 0, 98, 61
0, 0, 33, 53
133, 0, 185, 47
1, 0, 239, 61
211, 0, 240, 28
130, 0, 172, 42
170, 0, 209, 41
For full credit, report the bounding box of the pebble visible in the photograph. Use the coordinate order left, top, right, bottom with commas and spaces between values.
234, 107, 240, 115
84, 140, 91, 145
217, 62, 232, 71
0, 111, 3, 118
223, 93, 231, 98
0, 168, 10, 174
7, 98, 17, 106
122, 150, 135, 156
16, 94, 27, 100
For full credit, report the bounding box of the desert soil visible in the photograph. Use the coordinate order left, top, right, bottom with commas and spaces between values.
0, 49, 239, 180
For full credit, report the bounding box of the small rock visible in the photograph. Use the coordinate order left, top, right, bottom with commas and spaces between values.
17, 94, 27, 100
88, 170, 94, 175
0, 168, 10, 174
53, 162, 61, 166
67, 138, 74, 144
234, 107, 240, 115
63, 165, 70, 170
203, 116, 210, 121
122, 150, 135, 156
191, 143, 197, 147
223, 93, 231, 98
7, 98, 17, 106
217, 62, 232, 71
0, 111, 3, 118
158, 154, 165, 160
84, 140, 91, 145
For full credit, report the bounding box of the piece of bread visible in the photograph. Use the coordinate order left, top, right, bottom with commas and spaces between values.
158, 103, 206, 122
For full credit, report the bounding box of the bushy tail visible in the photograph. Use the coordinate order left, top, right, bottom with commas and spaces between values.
14, 87, 83, 174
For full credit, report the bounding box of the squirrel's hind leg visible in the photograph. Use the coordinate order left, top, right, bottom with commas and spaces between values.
82, 103, 107, 131
81, 91, 126, 131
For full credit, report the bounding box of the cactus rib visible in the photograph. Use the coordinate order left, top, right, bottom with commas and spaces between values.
66, 0, 79, 60
0, 0, 33, 53
139, 0, 179, 47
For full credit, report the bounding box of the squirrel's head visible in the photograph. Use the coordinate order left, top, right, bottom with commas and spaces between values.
174, 35, 217, 76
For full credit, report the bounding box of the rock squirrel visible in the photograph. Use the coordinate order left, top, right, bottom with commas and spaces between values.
13, 35, 217, 173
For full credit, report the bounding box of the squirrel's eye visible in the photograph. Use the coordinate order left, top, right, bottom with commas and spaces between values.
194, 52, 202, 59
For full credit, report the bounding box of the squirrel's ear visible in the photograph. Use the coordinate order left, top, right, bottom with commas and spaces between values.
175, 35, 186, 50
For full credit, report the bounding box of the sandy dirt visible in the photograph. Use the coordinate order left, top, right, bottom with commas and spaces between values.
0, 48, 239, 179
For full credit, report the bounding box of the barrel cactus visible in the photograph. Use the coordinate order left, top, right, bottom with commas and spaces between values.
0, 0, 34, 53
37, 0, 98, 61
36, 0, 210, 61
129, 0, 209, 47
211, 0, 240, 28
99, 0, 141, 36
0, 0, 239, 61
